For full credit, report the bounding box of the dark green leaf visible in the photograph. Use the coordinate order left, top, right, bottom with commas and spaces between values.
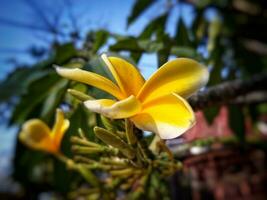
40, 79, 69, 121
208, 48, 223, 86
175, 17, 191, 46
127, 0, 155, 26
110, 38, 143, 52
170, 46, 199, 58
0, 68, 50, 103
203, 106, 220, 124
92, 30, 109, 53
130, 52, 142, 63
138, 40, 163, 52
54, 43, 77, 64
139, 14, 168, 39
228, 105, 245, 142
156, 34, 171, 67
10, 72, 60, 125
53, 158, 73, 193
13, 140, 47, 186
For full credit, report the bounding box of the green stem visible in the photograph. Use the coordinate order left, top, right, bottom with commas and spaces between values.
77, 165, 100, 187
70, 136, 102, 148
137, 142, 150, 162
100, 157, 131, 167
110, 168, 139, 177
157, 140, 174, 160
67, 89, 94, 101
55, 153, 100, 187
55, 153, 75, 169
72, 146, 105, 154
125, 119, 137, 145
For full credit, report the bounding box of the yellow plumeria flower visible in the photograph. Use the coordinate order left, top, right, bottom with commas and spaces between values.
19, 109, 69, 154
56, 55, 209, 139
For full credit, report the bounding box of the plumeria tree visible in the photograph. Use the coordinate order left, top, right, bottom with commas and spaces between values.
18, 54, 208, 199
1, 0, 267, 199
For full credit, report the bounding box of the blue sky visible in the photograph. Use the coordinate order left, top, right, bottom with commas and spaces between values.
0, 0, 135, 78
0, 0, 196, 79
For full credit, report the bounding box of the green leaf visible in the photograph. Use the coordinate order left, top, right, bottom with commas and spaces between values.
203, 106, 220, 124
40, 79, 69, 121
156, 34, 171, 67
157, 51, 169, 67
208, 48, 223, 86
13, 141, 47, 186
139, 14, 168, 39
228, 105, 245, 142
109, 37, 149, 65
257, 103, 267, 114
127, 0, 155, 26
62, 105, 95, 157
191, 9, 205, 46
110, 38, 143, 52
130, 52, 143, 63
0, 68, 49, 103
207, 17, 222, 53
138, 40, 163, 52
92, 30, 109, 53
170, 46, 199, 58
54, 43, 77, 64
94, 127, 135, 159
10, 72, 60, 125
55, 106, 96, 192
53, 158, 73, 193
175, 17, 191, 46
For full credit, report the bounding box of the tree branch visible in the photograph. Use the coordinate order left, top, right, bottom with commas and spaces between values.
231, 91, 267, 105
188, 73, 267, 110
0, 18, 65, 37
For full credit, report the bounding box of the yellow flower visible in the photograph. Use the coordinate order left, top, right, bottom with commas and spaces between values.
19, 109, 69, 154
56, 55, 209, 139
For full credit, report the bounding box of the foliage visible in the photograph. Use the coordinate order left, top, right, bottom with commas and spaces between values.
0, 0, 267, 199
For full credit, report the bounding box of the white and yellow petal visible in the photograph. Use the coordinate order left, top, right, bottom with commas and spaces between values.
56, 66, 124, 99
101, 54, 145, 97
131, 93, 195, 139
137, 58, 209, 104
84, 95, 142, 119
19, 119, 57, 153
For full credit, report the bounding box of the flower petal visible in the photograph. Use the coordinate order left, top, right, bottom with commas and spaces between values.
51, 109, 70, 148
131, 93, 195, 139
56, 66, 124, 99
84, 95, 142, 119
101, 54, 145, 96
137, 58, 209, 104
19, 119, 57, 153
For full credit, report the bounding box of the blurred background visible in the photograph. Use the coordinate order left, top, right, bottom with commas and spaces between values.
0, 0, 267, 199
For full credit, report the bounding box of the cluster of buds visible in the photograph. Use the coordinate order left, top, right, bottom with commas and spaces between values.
68, 110, 182, 199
